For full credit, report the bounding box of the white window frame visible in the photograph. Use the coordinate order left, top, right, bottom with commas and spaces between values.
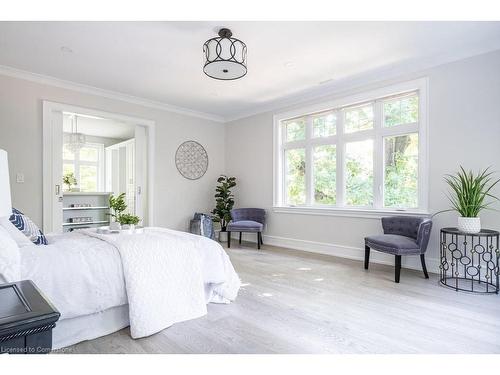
273, 78, 429, 218
63, 142, 105, 192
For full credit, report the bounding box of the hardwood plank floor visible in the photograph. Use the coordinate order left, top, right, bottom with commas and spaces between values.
64, 242, 500, 354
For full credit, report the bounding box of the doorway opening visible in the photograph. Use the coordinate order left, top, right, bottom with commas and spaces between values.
43, 102, 155, 233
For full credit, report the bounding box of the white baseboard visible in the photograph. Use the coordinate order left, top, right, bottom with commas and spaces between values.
249, 234, 440, 273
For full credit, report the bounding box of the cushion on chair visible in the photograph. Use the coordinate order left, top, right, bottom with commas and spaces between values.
365, 234, 421, 255
381, 216, 422, 239
227, 220, 264, 232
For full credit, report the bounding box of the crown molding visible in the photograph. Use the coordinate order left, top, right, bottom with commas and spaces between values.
224, 44, 500, 123
0, 65, 225, 123
1, 42, 499, 125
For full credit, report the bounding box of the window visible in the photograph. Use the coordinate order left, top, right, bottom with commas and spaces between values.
63, 142, 104, 192
274, 79, 428, 213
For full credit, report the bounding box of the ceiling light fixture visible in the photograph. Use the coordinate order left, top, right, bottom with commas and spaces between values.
65, 115, 86, 153
203, 28, 247, 80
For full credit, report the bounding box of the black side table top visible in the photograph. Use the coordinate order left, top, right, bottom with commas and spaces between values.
441, 227, 499, 236
0, 280, 60, 352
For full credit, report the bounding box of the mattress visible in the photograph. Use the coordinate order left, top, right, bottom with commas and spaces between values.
53, 305, 130, 350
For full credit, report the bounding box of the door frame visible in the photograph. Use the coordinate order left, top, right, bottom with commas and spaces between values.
42, 100, 156, 232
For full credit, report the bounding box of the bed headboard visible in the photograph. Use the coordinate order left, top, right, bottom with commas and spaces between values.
0, 149, 12, 218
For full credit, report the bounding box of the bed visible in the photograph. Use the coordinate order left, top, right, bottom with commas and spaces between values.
16, 228, 241, 349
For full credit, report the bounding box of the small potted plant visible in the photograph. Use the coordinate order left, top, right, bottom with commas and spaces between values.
62, 172, 77, 192
118, 213, 140, 232
438, 166, 500, 233
108, 193, 127, 231
211, 175, 236, 242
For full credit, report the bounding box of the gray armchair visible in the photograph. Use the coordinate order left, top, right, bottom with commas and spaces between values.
227, 208, 266, 249
364, 216, 432, 283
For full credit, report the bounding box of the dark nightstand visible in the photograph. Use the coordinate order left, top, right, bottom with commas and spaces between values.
0, 280, 60, 354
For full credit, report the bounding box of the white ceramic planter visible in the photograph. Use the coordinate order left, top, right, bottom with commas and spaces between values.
109, 221, 121, 231
218, 231, 228, 242
457, 217, 481, 233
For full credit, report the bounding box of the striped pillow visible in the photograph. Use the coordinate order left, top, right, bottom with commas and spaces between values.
9, 208, 48, 245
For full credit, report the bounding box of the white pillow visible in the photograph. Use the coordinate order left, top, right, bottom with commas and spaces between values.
0, 216, 33, 248
0, 225, 21, 283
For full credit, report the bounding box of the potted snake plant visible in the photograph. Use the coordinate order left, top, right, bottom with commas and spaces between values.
438, 166, 500, 233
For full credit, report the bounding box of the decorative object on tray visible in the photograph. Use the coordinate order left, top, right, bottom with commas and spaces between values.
434, 166, 500, 233
175, 140, 209, 180
440, 227, 499, 294
107, 193, 127, 231
106, 193, 141, 232
211, 175, 236, 242
118, 213, 140, 231
0, 280, 60, 354
62, 172, 77, 192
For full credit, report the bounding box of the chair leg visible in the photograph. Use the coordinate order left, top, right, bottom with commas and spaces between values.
364, 246, 370, 270
257, 232, 261, 250
260, 233, 264, 245
420, 254, 429, 279
395, 255, 401, 283
227, 231, 231, 248
239, 232, 242, 244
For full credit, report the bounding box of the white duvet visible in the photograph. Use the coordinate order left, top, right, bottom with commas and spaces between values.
20, 227, 240, 339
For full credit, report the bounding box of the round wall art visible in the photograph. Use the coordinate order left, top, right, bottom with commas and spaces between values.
175, 140, 209, 180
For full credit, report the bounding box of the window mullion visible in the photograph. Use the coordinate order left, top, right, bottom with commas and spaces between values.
336, 110, 345, 207
305, 116, 313, 206
373, 100, 383, 209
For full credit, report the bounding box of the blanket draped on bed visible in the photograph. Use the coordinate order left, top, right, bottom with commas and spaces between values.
81, 227, 240, 339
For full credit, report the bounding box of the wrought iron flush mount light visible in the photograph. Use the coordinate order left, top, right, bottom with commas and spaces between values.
203, 28, 247, 80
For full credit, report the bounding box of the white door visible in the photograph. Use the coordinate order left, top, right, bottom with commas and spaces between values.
134, 125, 147, 225
42, 107, 64, 233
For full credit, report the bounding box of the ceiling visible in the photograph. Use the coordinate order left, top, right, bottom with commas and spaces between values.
63, 113, 135, 139
1, 21, 500, 121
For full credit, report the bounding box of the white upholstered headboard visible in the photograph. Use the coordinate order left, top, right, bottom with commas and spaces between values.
0, 149, 12, 218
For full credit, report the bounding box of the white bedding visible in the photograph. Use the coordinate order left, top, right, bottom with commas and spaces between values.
19, 228, 240, 342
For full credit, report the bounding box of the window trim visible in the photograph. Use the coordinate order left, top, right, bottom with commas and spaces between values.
273, 78, 429, 216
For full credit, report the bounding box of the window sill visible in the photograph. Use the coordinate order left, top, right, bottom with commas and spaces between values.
272, 206, 430, 219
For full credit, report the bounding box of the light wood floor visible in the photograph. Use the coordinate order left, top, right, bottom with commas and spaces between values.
65, 242, 500, 354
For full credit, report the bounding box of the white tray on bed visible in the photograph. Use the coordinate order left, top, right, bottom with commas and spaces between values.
96, 226, 144, 235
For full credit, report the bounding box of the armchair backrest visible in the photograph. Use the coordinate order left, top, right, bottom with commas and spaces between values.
381, 216, 433, 253
230, 208, 266, 225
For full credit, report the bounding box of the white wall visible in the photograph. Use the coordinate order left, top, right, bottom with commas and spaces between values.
0, 74, 225, 230
225, 50, 500, 272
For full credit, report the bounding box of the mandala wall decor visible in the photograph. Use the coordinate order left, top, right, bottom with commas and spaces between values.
175, 141, 209, 180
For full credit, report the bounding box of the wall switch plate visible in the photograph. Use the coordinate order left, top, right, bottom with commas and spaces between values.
16, 173, 24, 183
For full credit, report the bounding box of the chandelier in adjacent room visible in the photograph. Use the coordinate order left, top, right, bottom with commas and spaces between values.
65, 115, 86, 153
203, 28, 247, 80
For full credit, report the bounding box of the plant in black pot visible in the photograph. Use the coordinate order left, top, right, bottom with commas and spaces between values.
211, 175, 236, 242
